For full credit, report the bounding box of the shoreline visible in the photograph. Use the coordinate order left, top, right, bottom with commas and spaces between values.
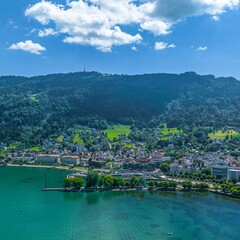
6, 164, 71, 170
43, 186, 240, 200
4, 164, 240, 200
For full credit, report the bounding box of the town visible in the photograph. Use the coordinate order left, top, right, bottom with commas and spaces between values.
1, 124, 240, 189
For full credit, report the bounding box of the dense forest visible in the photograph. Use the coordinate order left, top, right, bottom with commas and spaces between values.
0, 71, 240, 145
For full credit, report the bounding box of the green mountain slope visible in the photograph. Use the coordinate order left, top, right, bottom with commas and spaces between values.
0, 71, 239, 145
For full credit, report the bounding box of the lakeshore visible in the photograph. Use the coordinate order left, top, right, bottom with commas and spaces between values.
43, 186, 240, 200
7, 163, 71, 170
5, 163, 240, 200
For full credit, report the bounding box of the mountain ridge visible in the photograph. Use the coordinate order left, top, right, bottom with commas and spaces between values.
0, 71, 239, 145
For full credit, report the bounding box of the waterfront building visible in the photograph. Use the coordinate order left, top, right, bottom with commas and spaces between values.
211, 165, 228, 179
36, 154, 60, 164
228, 169, 240, 181
61, 156, 80, 165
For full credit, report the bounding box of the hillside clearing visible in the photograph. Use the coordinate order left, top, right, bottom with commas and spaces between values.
104, 125, 131, 140
209, 130, 238, 139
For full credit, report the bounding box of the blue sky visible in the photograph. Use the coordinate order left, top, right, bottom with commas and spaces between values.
1, 0, 240, 78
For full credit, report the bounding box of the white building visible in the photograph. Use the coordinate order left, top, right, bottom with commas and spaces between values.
228, 169, 240, 181
36, 154, 60, 164
211, 165, 228, 179
61, 156, 80, 165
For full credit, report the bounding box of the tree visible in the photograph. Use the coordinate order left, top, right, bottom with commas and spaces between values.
64, 177, 84, 189
148, 180, 155, 187
86, 171, 99, 188
158, 180, 177, 190
130, 176, 140, 187
64, 178, 71, 188
72, 177, 84, 189
201, 167, 211, 175
194, 182, 209, 191
160, 162, 170, 173
100, 174, 114, 188
139, 176, 146, 186
113, 177, 125, 187
182, 180, 192, 191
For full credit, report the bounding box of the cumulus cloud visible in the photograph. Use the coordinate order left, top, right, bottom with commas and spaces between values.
25, 0, 240, 51
153, 0, 239, 22
9, 40, 46, 54
38, 28, 58, 37
155, 42, 176, 50
196, 46, 208, 51
25, 0, 143, 52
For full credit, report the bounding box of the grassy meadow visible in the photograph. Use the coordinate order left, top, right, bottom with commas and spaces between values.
104, 125, 131, 140
209, 130, 239, 139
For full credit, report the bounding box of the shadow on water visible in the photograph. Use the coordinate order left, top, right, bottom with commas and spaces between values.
61, 191, 149, 206
86, 192, 101, 205
63, 192, 84, 201
85, 191, 147, 205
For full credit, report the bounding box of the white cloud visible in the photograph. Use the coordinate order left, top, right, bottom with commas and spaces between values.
196, 46, 208, 51
153, 0, 239, 22
38, 28, 58, 37
140, 20, 171, 35
155, 41, 176, 50
212, 15, 220, 21
25, 0, 240, 51
9, 40, 46, 54
25, 0, 143, 52
132, 46, 138, 51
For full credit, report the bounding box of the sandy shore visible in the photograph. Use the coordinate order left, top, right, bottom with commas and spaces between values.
7, 164, 70, 170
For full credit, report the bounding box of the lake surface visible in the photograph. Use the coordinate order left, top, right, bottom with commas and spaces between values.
0, 167, 239, 240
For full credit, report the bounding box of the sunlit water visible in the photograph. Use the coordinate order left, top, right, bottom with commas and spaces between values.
0, 167, 239, 240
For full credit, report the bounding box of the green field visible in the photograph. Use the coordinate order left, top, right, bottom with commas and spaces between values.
209, 130, 239, 139
104, 125, 131, 140
161, 124, 182, 135
29, 146, 41, 151
160, 124, 182, 140
57, 135, 64, 143
73, 133, 85, 146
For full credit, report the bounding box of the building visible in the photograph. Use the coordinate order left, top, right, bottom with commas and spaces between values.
105, 162, 113, 169
76, 144, 85, 154
61, 156, 80, 165
211, 165, 228, 179
19, 153, 35, 162
113, 162, 123, 169
170, 164, 184, 173
36, 154, 60, 164
151, 151, 164, 160
228, 169, 240, 181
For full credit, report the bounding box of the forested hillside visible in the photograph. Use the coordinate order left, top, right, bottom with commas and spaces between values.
0, 71, 240, 145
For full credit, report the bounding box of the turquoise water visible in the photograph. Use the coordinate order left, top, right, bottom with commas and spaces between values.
0, 167, 240, 240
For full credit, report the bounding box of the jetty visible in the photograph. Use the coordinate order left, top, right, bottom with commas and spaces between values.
43, 187, 149, 192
